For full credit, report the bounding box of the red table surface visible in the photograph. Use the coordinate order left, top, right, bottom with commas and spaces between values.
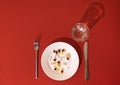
0, 0, 120, 85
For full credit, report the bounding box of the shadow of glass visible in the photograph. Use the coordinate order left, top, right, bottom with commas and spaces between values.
80, 1, 105, 29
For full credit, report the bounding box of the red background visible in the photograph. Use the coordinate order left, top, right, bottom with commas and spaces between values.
0, 0, 120, 85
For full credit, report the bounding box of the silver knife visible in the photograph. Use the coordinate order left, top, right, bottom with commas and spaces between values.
84, 41, 89, 80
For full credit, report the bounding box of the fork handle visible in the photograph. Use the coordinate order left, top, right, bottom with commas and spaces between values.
35, 51, 38, 79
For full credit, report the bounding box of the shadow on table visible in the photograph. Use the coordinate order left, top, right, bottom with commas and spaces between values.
50, 37, 82, 67
80, 1, 105, 29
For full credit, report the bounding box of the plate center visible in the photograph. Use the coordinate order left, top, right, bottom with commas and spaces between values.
48, 48, 71, 74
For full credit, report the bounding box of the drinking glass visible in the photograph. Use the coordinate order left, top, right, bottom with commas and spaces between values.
72, 2, 105, 42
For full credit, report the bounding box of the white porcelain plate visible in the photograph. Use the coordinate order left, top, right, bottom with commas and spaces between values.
41, 42, 79, 81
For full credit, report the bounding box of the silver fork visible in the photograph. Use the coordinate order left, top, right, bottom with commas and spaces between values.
34, 41, 39, 79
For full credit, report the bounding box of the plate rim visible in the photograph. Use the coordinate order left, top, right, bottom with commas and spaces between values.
41, 41, 80, 81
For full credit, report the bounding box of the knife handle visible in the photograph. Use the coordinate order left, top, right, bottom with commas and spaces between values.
85, 60, 89, 80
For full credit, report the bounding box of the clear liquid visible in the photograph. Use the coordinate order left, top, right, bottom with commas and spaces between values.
72, 23, 90, 42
